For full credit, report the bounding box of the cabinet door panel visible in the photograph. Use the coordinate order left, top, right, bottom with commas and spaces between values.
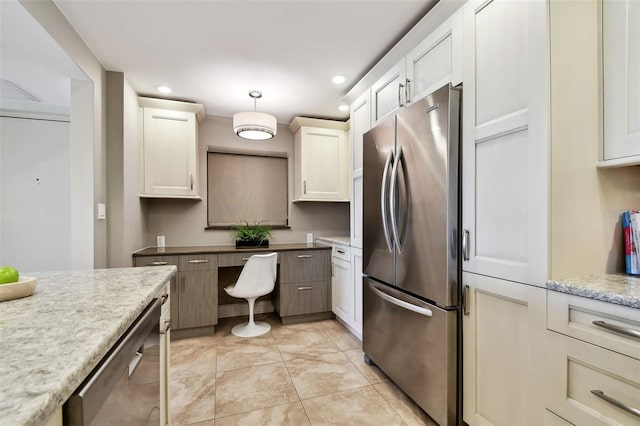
475, 0, 528, 126
406, 11, 459, 103
143, 108, 196, 196
351, 248, 363, 338
298, 127, 348, 200
280, 280, 329, 316
371, 61, 406, 125
178, 270, 217, 329
280, 250, 330, 283
331, 257, 352, 323
475, 129, 528, 266
351, 173, 363, 248
461, 0, 548, 285
463, 272, 546, 426
602, 0, 640, 163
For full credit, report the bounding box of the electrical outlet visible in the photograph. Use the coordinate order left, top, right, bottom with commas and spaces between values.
306, 233, 314, 244
157, 236, 165, 248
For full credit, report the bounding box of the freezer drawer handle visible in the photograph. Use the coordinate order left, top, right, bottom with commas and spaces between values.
592, 320, 640, 340
369, 282, 432, 317
591, 390, 640, 418
380, 151, 394, 253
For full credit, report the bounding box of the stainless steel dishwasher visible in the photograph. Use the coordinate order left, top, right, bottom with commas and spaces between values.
64, 297, 162, 425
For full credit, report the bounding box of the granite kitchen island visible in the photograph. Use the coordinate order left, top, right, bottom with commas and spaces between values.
0, 266, 176, 426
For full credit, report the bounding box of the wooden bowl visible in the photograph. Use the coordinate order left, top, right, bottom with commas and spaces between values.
0, 276, 37, 302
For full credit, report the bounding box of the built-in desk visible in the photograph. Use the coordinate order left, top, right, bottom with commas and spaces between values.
133, 244, 332, 337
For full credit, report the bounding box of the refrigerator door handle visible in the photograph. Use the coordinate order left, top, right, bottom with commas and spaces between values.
390, 145, 408, 253
369, 281, 433, 317
381, 150, 395, 252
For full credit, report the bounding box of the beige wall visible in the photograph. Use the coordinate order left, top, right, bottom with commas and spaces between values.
549, 0, 640, 279
106, 72, 147, 266
143, 116, 350, 247
20, 0, 109, 268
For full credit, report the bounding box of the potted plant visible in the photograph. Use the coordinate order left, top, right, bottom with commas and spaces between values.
233, 221, 272, 248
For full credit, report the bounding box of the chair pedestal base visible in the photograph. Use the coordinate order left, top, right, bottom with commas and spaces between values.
231, 321, 271, 337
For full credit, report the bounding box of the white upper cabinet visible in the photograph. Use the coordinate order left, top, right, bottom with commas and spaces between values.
461, 0, 549, 286
290, 117, 349, 202
139, 97, 204, 199
370, 60, 407, 126
406, 9, 463, 103
601, 0, 640, 167
349, 91, 371, 248
369, 7, 463, 128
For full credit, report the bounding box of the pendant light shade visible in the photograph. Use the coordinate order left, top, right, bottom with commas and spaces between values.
233, 91, 277, 140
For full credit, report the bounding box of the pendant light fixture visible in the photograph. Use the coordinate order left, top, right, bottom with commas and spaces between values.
233, 90, 277, 140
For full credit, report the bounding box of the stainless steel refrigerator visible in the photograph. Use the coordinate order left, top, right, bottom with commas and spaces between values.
363, 83, 461, 426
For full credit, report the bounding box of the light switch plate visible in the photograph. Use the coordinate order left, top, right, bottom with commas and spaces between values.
97, 203, 106, 220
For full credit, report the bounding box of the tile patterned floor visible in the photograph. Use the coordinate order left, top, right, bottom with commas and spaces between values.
169, 313, 436, 425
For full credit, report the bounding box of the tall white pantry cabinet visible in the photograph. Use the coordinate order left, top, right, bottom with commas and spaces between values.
461, 0, 549, 424
462, 0, 640, 425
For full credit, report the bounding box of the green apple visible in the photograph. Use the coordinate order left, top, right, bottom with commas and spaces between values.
0, 266, 19, 284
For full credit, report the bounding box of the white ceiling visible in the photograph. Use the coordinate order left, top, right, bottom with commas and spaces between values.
0, 0, 88, 117
51, 0, 438, 124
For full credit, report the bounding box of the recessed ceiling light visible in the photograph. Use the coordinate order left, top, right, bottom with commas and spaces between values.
332, 75, 346, 85
157, 86, 172, 94
338, 104, 349, 112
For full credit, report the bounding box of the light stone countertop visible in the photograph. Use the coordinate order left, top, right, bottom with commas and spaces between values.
314, 236, 351, 247
0, 266, 176, 426
546, 273, 640, 309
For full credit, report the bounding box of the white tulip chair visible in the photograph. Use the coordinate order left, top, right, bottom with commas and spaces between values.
224, 252, 277, 337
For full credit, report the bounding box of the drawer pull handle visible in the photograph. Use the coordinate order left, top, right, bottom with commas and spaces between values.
297, 286, 313, 291
592, 320, 640, 340
188, 259, 209, 264
149, 261, 168, 266
242, 258, 250, 261
336, 250, 345, 254
591, 390, 640, 418
160, 294, 169, 305
297, 255, 313, 259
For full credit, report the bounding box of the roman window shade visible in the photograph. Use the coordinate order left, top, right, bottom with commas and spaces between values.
207, 147, 288, 227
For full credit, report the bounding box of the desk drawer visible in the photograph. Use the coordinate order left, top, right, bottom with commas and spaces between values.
279, 280, 330, 316
332, 245, 350, 262
218, 252, 280, 267
546, 331, 640, 425
280, 250, 330, 283
179, 254, 218, 271
134, 255, 179, 268
547, 291, 640, 360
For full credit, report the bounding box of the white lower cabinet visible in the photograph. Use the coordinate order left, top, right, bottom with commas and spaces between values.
328, 243, 362, 339
462, 272, 546, 426
545, 291, 640, 425
351, 247, 363, 338
332, 254, 352, 326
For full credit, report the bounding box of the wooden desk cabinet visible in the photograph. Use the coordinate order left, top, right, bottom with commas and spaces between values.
276, 250, 331, 323
134, 244, 332, 329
